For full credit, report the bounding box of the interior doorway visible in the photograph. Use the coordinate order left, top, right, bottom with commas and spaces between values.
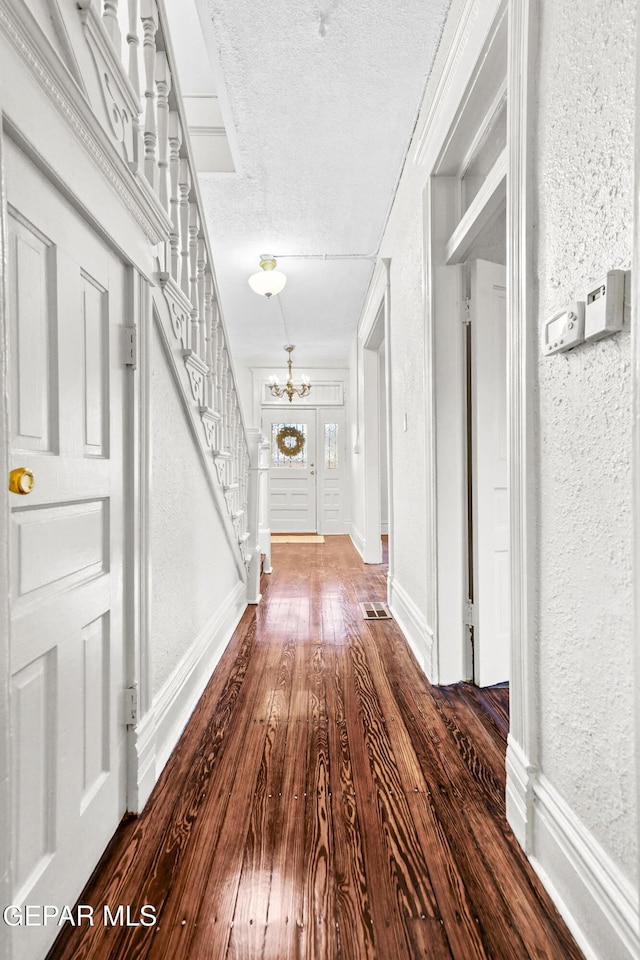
465, 258, 509, 687
262, 407, 347, 534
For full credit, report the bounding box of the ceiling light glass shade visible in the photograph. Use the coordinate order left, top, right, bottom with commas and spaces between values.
248, 256, 287, 298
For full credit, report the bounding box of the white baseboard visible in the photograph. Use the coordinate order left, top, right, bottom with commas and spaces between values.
129, 580, 247, 811
530, 773, 640, 960
506, 741, 640, 960
388, 575, 434, 681
349, 522, 366, 559
505, 734, 534, 850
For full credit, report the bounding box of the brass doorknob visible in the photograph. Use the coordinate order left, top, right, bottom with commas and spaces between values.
8, 467, 34, 495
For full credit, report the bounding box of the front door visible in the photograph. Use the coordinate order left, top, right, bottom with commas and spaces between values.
263, 411, 317, 532
5, 139, 127, 960
469, 259, 509, 687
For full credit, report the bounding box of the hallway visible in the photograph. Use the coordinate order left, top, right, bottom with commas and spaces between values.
47, 537, 583, 960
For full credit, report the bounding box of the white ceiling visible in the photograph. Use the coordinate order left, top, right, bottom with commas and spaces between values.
179, 0, 451, 368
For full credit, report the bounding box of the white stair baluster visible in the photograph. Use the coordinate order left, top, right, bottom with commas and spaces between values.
168, 112, 182, 282
189, 203, 199, 350
204, 273, 214, 409
155, 51, 171, 212
178, 158, 191, 303
127, 0, 140, 96
103, 0, 121, 53
140, 0, 159, 190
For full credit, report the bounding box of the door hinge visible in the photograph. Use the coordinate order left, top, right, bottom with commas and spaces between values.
463, 298, 471, 325
125, 684, 138, 727
124, 325, 137, 368
464, 598, 475, 626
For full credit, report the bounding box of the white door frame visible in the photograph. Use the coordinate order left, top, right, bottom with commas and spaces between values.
0, 122, 150, 925
262, 405, 348, 535
414, 0, 537, 846
357, 260, 392, 566
503, 0, 538, 851
0, 98, 12, 960
634, 2, 640, 893
124, 274, 154, 813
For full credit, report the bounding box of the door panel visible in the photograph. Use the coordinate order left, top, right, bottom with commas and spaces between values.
470, 259, 509, 687
263, 412, 317, 532
6, 139, 126, 959
318, 410, 346, 534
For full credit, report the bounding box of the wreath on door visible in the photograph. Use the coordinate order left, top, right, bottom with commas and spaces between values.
276, 425, 306, 458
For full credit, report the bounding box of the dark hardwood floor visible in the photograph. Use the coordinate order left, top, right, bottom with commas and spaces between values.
47, 535, 583, 960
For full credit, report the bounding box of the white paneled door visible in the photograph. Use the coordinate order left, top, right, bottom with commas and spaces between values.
5, 140, 127, 960
470, 259, 509, 688
262, 408, 347, 535
263, 412, 318, 532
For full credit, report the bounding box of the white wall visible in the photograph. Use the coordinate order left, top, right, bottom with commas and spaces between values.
150, 324, 243, 696
534, 0, 637, 885
388, 205, 431, 621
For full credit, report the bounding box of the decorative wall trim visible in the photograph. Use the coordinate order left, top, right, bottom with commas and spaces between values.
78, 0, 141, 154
505, 0, 539, 848
159, 272, 190, 348
412, 0, 501, 169
505, 734, 534, 848
183, 350, 208, 404
0, 0, 171, 244
359, 259, 389, 345
124, 271, 153, 813
388, 575, 434, 681
530, 774, 640, 960
200, 406, 220, 447
634, 0, 640, 916
130, 580, 247, 811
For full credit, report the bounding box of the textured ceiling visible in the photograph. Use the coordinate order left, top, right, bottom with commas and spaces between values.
195, 0, 450, 367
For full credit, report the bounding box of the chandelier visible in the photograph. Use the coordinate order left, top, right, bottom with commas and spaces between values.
248, 255, 287, 298
268, 345, 311, 403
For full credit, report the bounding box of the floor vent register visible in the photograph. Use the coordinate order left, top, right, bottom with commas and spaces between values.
360, 601, 393, 620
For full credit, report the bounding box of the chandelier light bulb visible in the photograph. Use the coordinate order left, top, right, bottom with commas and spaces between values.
248, 255, 287, 298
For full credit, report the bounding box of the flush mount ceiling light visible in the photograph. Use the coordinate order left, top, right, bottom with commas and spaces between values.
248, 255, 287, 298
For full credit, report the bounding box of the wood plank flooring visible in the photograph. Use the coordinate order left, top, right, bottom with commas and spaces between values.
47, 536, 584, 960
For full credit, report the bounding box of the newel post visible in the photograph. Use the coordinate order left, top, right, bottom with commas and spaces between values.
245, 428, 265, 604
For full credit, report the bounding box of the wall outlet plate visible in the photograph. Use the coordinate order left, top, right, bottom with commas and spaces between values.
541, 302, 585, 357
584, 270, 625, 341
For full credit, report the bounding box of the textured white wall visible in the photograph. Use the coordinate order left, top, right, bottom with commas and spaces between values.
150, 325, 242, 697
389, 204, 431, 623
535, 0, 637, 882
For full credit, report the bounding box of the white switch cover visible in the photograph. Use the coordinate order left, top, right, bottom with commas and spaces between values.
584, 270, 625, 341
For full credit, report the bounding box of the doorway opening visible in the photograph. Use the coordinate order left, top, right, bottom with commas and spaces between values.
262, 406, 347, 534
427, 2, 509, 689
464, 255, 508, 687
